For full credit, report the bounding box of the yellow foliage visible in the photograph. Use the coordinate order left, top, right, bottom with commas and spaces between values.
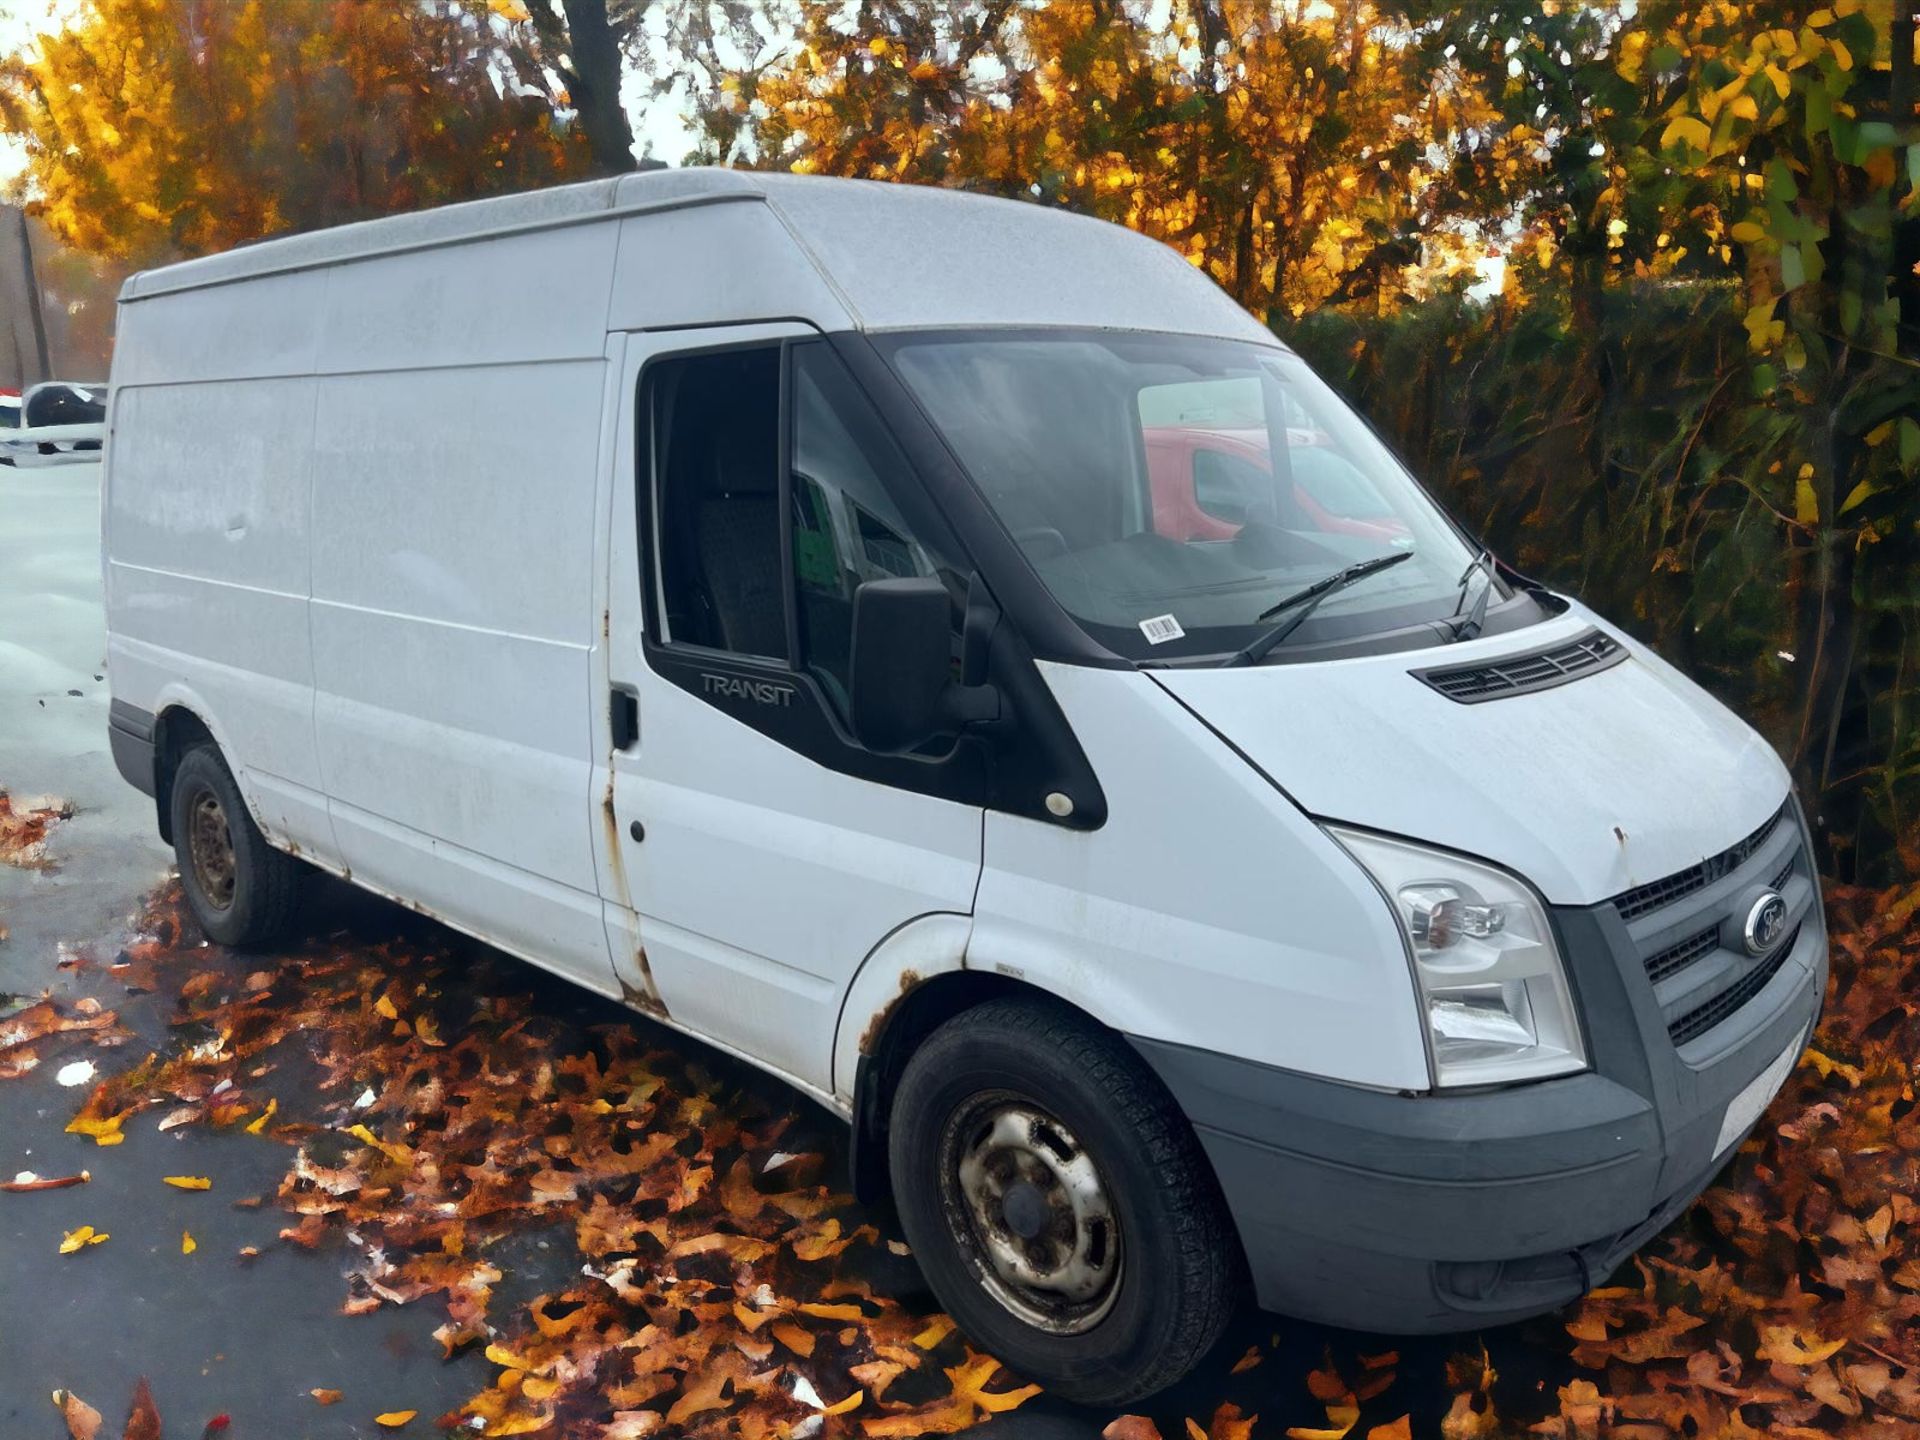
0, 0, 591, 263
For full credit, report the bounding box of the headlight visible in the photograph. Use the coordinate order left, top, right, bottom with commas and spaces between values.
1327, 827, 1586, 1089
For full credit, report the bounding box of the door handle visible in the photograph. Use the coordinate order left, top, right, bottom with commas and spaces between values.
610, 686, 639, 750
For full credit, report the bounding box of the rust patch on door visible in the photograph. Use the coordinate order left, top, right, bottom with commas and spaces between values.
602, 771, 666, 1017
601, 774, 631, 912
619, 948, 669, 1019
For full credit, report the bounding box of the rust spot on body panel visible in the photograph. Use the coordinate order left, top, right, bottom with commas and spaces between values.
619, 947, 669, 1019
859, 969, 922, 1056
601, 771, 666, 1017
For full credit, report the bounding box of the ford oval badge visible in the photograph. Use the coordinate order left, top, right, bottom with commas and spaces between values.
1742, 891, 1789, 957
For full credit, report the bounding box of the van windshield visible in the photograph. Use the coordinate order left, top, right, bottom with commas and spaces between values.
884, 330, 1485, 663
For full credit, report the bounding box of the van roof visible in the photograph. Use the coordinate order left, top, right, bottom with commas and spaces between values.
118, 169, 1274, 345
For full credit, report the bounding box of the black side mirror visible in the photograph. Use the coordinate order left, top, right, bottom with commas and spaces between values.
849, 576, 999, 754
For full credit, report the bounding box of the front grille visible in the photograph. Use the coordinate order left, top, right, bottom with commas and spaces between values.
1644, 926, 1718, 985
1609, 800, 1810, 1050
1666, 926, 1800, 1046
1414, 628, 1625, 704
1614, 805, 1787, 923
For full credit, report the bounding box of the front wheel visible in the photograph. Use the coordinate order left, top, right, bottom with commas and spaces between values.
889, 997, 1240, 1405
170, 744, 300, 948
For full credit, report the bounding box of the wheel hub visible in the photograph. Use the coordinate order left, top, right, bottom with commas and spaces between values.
187, 788, 236, 912
1000, 1180, 1050, 1240
940, 1095, 1123, 1334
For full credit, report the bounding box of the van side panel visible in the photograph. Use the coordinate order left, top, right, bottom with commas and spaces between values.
304, 222, 620, 990
105, 280, 334, 854
112, 269, 327, 387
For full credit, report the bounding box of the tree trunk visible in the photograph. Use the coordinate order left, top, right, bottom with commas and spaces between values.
3, 208, 52, 388
560, 0, 637, 175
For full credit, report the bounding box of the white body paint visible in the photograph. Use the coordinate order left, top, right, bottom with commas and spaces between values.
103, 172, 1789, 1118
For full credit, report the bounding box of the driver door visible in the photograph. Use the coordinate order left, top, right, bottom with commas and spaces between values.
593, 327, 985, 1096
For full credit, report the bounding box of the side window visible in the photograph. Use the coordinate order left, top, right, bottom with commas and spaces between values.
649, 347, 784, 657
789, 344, 939, 708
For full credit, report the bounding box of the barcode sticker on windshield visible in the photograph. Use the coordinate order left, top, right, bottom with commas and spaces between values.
1139, 614, 1185, 645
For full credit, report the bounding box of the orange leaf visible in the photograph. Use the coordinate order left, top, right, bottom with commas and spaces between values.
375, 1412, 417, 1428
862, 1395, 977, 1436
52, 1390, 101, 1440
1306, 1366, 1349, 1403
821, 1388, 865, 1416
771, 1321, 816, 1357
123, 1379, 161, 1440
1757, 1326, 1847, 1365
310, 1390, 342, 1406
796, 1301, 864, 1321
912, 1315, 955, 1349
64, 1112, 124, 1146
1287, 1402, 1360, 1440
162, 1175, 211, 1190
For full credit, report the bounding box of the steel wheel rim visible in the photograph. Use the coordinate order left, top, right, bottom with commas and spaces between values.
187, 787, 236, 912
937, 1091, 1123, 1334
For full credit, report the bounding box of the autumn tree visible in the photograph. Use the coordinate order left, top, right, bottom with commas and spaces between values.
696, 0, 1503, 319
495, 0, 648, 174
0, 0, 593, 264
1425, 0, 1919, 866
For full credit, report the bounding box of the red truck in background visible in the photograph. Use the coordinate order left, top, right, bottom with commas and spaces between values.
1143, 424, 1410, 545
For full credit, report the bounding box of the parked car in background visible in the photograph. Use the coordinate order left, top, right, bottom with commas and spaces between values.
1143, 423, 1411, 545
0, 388, 18, 464
3, 381, 107, 467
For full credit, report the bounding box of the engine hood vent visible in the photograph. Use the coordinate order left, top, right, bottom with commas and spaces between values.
1413, 628, 1625, 703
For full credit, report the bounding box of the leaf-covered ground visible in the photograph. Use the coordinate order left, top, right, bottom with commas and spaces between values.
0, 788, 74, 873
6, 866, 1918, 1439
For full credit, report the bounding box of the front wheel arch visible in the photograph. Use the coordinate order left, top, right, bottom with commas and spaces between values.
885, 992, 1245, 1403
851, 968, 1036, 1205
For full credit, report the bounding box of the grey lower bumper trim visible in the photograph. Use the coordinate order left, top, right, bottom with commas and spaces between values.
1130, 910, 1825, 1333
108, 699, 157, 797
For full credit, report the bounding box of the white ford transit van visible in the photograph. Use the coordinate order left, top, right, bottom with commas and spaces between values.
102, 171, 1826, 1403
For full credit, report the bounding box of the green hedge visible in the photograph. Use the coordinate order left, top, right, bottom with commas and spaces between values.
1285, 284, 1917, 884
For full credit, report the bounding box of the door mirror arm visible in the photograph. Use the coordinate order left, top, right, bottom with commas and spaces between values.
849, 575, 1002, 755
960, 571, 1000, 689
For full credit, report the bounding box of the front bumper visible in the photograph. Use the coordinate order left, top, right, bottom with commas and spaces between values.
1131, 846, 1827, 1334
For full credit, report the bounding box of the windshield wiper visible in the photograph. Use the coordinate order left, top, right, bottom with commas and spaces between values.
1220, 550, 1414, 668
1449, 547, 1497, 642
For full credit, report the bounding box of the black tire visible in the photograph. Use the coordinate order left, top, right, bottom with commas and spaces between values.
889, 996, 1239, 1405
169, 744, 300, 948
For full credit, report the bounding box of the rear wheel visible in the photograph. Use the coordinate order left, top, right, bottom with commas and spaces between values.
889, 996, 1239, 1405
170, 744, 300, 948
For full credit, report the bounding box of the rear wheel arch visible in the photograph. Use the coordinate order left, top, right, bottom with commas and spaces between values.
167, 742, 301, 948
152, 705, 218, 845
